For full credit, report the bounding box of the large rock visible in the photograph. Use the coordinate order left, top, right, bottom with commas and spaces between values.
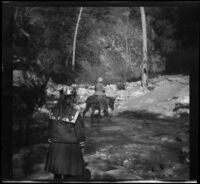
131, 90, 147, 98
173, 95, 189, 117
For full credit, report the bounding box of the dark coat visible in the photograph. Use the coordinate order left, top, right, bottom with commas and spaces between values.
48, 110, 85, 144
45, 101, 86, 176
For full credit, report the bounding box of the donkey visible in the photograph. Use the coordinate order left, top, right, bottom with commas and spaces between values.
83, 95, 115, 123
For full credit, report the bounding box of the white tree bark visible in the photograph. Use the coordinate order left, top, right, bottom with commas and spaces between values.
72, 7, 83, 71
140, 7, 148, 87
140, 7, 147, 62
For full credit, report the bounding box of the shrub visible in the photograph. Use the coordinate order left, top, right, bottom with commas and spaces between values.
116, 82, 126, 90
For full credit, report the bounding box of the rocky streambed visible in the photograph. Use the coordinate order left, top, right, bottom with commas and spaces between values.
12, 75, 190, 181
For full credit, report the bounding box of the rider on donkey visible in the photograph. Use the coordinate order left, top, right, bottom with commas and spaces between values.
93, 77, 108, 116
94, 77, 106, 100
83, 77, 115, 122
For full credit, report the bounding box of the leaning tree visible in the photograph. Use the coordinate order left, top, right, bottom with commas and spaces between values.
72, 7, 83, 71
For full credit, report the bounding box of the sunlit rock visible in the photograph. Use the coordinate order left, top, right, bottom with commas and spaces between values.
161, 136, 176, 143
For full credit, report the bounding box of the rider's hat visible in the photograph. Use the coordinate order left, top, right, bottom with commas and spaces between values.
98, 77, 103, 82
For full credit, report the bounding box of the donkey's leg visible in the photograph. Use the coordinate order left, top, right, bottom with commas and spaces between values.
91, 108, 95, 123
104, 108, 111, 121
102, 101, 109, 117
97, 106, 101, 123
104, 109, 109, 117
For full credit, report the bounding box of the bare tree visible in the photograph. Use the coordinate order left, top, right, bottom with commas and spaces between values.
72, 7, 83, 71
140, 7, 148, 88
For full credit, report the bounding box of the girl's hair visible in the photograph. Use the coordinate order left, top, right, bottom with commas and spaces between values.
51, 94, 74, 118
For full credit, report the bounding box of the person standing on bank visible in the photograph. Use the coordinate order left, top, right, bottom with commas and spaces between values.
45, 86, 86, 180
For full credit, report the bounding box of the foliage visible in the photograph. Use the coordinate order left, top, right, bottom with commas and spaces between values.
11, 6, 183, 86
76, 60, 106, 84
129, 7, 180, 74
116, 82, 126, 90
85, 8, 143, 82
37, 49, 62, 75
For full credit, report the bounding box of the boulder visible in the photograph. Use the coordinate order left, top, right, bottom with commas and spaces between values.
176, 96, 189, 105
131, 90, 145, 97
123, 159, 134, 169
163, 168, 174, 177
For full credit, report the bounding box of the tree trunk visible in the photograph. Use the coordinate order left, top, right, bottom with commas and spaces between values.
140, 7, 148, 87
72, 7, 83, 71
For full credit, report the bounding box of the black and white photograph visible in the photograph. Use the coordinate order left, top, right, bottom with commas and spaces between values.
2, 1, 199, 183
